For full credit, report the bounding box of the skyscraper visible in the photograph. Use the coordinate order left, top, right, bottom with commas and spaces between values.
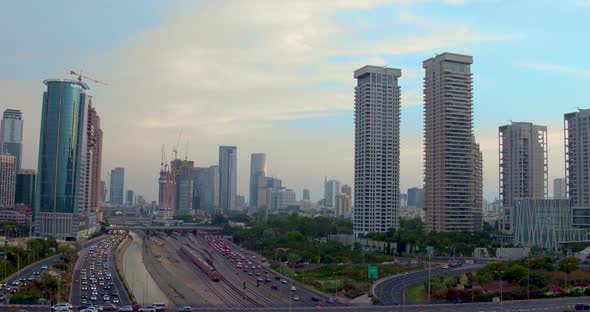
172, 159, 194, 215
35, 79, 89, 239
109, 168, 125, 205
407, 187, 425, 208
498, 122, 548, 231
324, 179, 341, 208
0, 109, 23, 172
423, 52, 481, 232
100, 180, 107, 203
125, 190, 134, 207
565, 109, 590, 227
249, 153, 267, 208
353, 65, 401, 235
0, 154, 16, 207
553, 178, 566, 199
219, 146, 237, 214
193, 166, 219, 214
158, 164, 175, 218
85, 103, 103, 215
15, 169, 35, 207
302, 189, 311, 201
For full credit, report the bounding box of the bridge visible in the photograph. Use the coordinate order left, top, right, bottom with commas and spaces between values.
108, 225, 223, 234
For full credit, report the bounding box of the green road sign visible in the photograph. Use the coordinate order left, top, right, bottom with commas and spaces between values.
368, 265, 378, 280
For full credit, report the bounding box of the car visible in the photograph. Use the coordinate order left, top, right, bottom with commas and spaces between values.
102, 303, 118, 311
290, 286, 296, 291
255, 272, 260, 276
177, 306, 192, 312
265, 277, 271, 282
315, 303, 325, 308
271, 285, 278, 291
132, 304, 142, 312
91, 296, 97, 301
118, 306, 133, 312
51, 303, 73, 311
281, 279, 287, 284
41, 265, 48, 270
311, 296, 320, 302
113, 298, 120, 304
153, 303, 165, 312
103, 295, 110, 301
257, 277, 263, 282
292, 295, 300, 301
576, 304, 590, 310
274, 276, 281, 280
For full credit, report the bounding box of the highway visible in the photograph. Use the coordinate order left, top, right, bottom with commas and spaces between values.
372, 263, 483, 305
1, 254, 62, 303
70, 232, 131, 308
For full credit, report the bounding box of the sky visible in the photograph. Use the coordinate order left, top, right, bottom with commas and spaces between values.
1, 0, 589, 203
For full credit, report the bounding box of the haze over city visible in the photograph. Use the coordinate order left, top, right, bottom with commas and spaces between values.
1, 0, 587, 202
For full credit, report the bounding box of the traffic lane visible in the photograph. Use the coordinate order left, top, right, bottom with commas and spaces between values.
3, 255, 62, 302
106, 237, 130, 306
218, 239, 340, 306
71, 240, 103, 306
374, 265, 483, 305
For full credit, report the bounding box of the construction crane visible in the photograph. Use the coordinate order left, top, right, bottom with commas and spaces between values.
69, 70, 109, 86
172, 129, 183, 160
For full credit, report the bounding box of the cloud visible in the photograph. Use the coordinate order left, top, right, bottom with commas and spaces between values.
72, 0, 509, 198
401, 89, 423, 106
519, 62, 590, 76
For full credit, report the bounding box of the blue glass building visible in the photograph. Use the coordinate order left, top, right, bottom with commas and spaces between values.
35, 79, 89, 239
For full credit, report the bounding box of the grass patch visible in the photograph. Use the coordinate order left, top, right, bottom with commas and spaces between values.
408, 285, 426, 302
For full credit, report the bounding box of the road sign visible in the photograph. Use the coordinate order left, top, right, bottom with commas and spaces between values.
368, 265, 378, 280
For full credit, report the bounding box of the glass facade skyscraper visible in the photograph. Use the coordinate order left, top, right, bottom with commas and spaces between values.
219, 146, 237, 214
35, 79, 89, 239
110, 167, 125, 205
0, 109, 23, 172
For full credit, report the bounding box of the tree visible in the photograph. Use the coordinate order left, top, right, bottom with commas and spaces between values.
559, 256, 580, 274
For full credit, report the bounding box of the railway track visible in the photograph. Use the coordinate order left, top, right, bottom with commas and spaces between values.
185, 234, 282, 307
170, 233, 263, 307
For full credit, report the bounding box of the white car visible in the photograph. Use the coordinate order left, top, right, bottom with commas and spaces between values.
290, 286, 296, 291
292, 295, 300, 301
51, 303, 73, 311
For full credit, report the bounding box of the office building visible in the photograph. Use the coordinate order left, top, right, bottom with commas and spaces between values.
335, 192, 352, 219
172, 159, 194, 215
15, 169, 35, 207
193, 165, 219, 215
126, 190, 134, 207
0, 154, 16, 207
553, 178, 566, 199
512, 199, 586, 248
0, 204, 32, 228
565, 109, 590, 227
135, 195, 146, 208
353, 65, 401, 235
407, 187, 424, 208
258, 176, 282, 209
473, 140, 483, 230
423, 52, 482, 232
267, 188, 297, 210
324, 179, 341, 208
35, 79, 89, 239
341, 184, 352, 196
219, 146, 237, 214
109, 168, 125, 205
100, 180, 107, 203
85, 103, 103, 215
302, 189, 311, 201
0, 109, 23, 172
499, 122, 548, 231
249, 153, 267, 208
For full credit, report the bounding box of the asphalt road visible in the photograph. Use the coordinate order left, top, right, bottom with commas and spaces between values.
372, 264, 484, 305
1, 254, 62, 303
70, 232, 131, 308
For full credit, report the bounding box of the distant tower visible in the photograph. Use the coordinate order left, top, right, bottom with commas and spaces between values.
110, 168, 125, 205
0, 154, 16, 207
0, 109, 23, 172
302, 189, 311, 201
219, 146, 237, 214
553, 178, 566, 199
249, 153, 267, 207
353, 65, 401, 236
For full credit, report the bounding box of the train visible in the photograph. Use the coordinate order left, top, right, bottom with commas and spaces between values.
180, 245, 221, 281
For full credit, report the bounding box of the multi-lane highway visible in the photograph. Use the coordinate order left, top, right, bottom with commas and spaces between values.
70, 231, 131, 308
373, 263, 484, 305
0, 254, 62, 303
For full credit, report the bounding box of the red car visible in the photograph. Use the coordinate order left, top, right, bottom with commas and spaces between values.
132, 304, 142, 311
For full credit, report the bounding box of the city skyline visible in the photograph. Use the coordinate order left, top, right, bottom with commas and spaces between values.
1, 1, 587, 202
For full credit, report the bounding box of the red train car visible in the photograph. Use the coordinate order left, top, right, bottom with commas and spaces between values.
181, 246, 221, 281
